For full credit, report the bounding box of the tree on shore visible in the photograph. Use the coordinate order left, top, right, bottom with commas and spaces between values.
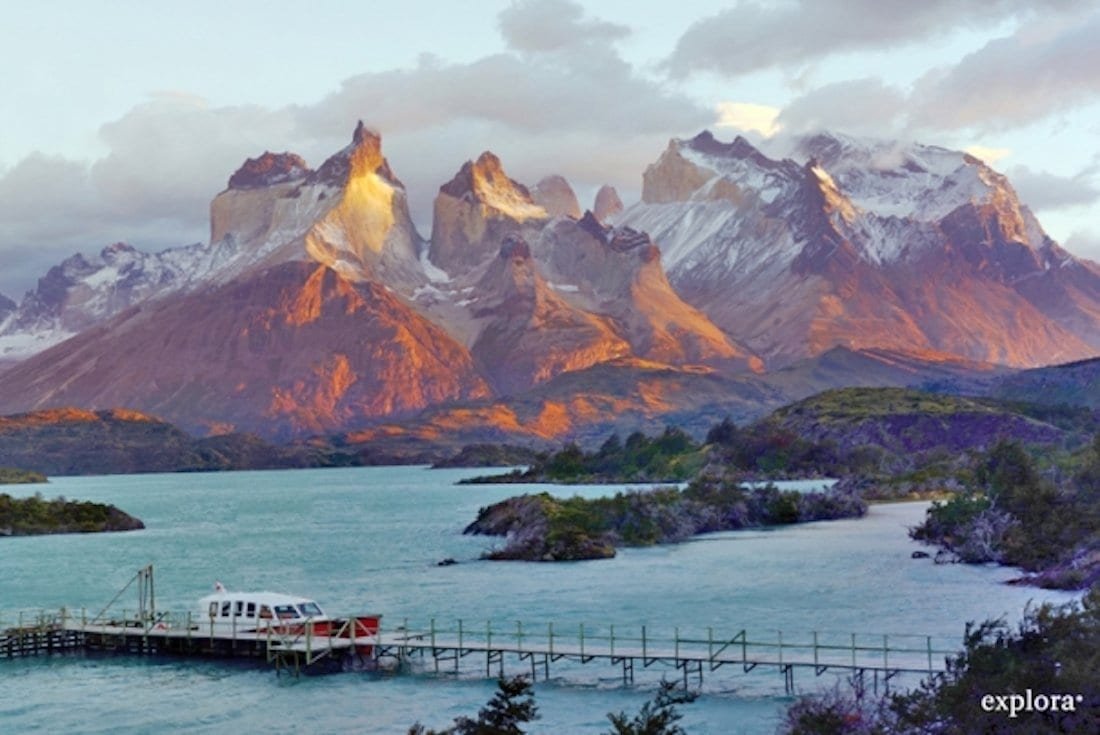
782, 586, 1100, 734
409, 677, 698, 734
408, 676, 539, 735
606, 681, 698, 735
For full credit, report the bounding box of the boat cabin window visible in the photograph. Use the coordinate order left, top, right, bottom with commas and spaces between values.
259, 605, 272, 620
221, 601, 232, 617
246, 602, 256, 618
298, 602, 323, 618
208, 602, 217, 618
274, 605, 298, 620
234, 601, 244, 617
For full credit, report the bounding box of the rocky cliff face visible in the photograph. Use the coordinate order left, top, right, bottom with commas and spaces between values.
531, 175, 581, 219
0, 242, 209, 362
593, 185, 623, 223
468, 236, 630, 394
211, 121, 425, 290
428, 151, 549, 275
534, 213, 762, 372
619, 130, 1100, 368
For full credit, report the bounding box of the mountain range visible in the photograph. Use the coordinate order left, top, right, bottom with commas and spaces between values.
0, 123, 1096, 443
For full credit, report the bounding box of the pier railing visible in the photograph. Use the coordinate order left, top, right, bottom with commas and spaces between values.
379, 618, 957, 674
370, 617, 961, 692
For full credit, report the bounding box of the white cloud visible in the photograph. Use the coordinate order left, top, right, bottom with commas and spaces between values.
715, 102, 781, 137
964, 145, 1012, 166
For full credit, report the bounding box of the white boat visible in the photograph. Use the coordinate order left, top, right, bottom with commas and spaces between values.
197, 582, 335, 636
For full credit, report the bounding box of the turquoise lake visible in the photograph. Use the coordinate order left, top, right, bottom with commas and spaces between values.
0, 467, 1078, 733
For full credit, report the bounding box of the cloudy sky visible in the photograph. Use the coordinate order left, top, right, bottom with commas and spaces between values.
1, 0, 1098, 296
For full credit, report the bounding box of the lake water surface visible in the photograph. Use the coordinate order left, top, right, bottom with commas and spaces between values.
0, 467, 1077, 733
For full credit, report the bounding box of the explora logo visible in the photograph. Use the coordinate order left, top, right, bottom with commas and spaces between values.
980, 690, 1086, 718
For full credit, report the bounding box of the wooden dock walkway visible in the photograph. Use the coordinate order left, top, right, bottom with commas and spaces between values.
0, 608, 378, 676
373, 618, 957, 694
1, 610, 958, 693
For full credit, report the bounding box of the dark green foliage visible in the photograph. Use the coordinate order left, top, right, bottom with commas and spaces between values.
462, 428, 706, 484
467, 478, 866, 561
912, 438, 1100, 586
408, 677, 539, 735
784, 588, 1100, 734
0, 467, 47, 484
782, 682, 892, 734
0, 408, 361, 476
0, 492, 143, 535
606, 681, 698, 735
432, 444, 541, 468
706, 417, 871, 477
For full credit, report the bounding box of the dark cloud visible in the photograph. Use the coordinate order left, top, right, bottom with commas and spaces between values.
663, 0, 1078, 79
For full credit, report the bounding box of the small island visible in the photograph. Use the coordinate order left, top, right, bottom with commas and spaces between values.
0, 492, 145, 536
0, 467, 47, 484
464, 476, 866, 561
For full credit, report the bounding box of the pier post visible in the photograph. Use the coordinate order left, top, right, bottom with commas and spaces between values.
457, 619, 464, 673
516, 621, 523, 653
548, 623, 554, 657
610, 624, 615, 657
926, 636, 933, 672
430, 618, 436, 649
579, 623, 585, 658
642, 625, 647, 660
675, 626, 680, 660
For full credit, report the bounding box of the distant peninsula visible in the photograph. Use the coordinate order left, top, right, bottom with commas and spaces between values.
0, 493, 144, 536
0, 467, 47, 484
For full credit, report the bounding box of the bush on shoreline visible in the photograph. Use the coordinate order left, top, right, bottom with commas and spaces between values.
911, 438, 1100, 589
782, 587, 1100, 734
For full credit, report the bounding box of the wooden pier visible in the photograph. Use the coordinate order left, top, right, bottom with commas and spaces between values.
0, 607, 380, 676
373, 619, 958, 694
1, 568, 960, 694
1, 610, 958, 692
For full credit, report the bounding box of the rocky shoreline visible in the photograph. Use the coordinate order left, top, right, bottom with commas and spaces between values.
464, 478, 866, 561
0, 493, 145, 536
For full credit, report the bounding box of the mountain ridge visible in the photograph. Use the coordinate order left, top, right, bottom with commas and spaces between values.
0, 124, 1096, 441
